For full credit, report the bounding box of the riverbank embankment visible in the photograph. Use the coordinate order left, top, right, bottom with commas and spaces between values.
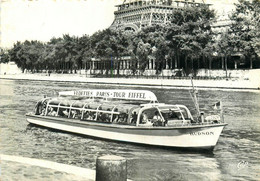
1, 154, 95, 181
0, 73, 259, 91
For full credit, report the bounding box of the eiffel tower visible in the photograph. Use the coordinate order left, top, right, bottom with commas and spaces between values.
110, 0, 209, 31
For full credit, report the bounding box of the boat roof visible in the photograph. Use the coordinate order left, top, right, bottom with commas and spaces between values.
58, 89, 158, 102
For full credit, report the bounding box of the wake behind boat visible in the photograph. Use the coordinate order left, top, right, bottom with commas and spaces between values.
26, 89, 227, 151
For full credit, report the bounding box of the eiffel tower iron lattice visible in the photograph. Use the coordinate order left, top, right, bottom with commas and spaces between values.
110, 0, 210, 32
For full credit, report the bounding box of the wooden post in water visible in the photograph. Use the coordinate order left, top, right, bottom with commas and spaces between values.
96, 155, 127, 181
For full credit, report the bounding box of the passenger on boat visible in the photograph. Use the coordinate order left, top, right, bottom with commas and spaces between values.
112, 108, 119, 122
169, 110, 181, 119
117, 113, 128, 123
83, 111, 92, 120
71, 110, 77, 118
73, 110, 81, 119
48, 107, 57, 116
131, 112, 137, 124
140, 113, 153, 126
113, 114, 119, 123
153, 111, 162, 121
57, 108, 68, 117
153, 111, 164, 126
62, 109, 69, 117
83, 111, 89, 119
140, 112, 148, 124
106, 109, 112, 122
98, 112, 110, 122
89, 112, 96, 120
97, 112, 102, 121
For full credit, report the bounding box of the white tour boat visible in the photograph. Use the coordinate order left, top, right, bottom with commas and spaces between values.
26, 89, 227, 151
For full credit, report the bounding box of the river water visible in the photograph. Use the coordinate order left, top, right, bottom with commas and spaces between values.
0, 79, 259, 181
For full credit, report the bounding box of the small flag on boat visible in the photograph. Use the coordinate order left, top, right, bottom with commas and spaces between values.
213, 101, 221, 110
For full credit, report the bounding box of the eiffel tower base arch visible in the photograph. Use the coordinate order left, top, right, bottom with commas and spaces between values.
122, 24, 139, 32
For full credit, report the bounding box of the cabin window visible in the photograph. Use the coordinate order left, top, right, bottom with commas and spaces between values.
82, 110, 96, 121
139, 108, 163, 126
47, 106, 58, 116
180, 108, 189, 119
70, 108, 81, 119
159, 106, 192, 126
113, 112, 128, 124
165, 108, 189, 120
97, 109, 113, 123
168, 110, 182, 120
58, 108, 69, 117
45, 100, 60, 116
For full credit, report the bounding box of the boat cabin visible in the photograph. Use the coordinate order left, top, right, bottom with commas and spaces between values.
34, 89, 194, 127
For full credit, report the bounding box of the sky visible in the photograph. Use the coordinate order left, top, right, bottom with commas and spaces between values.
1, 0, 237, 48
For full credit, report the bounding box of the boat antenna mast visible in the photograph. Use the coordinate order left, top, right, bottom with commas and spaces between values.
189, 77, 202, 122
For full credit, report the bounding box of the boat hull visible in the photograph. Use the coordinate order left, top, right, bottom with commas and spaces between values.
26, 114, 227, 150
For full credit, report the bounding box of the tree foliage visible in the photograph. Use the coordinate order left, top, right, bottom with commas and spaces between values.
0, 49, 9, 63
229, 0, 260, 68
166, 5, 216, 74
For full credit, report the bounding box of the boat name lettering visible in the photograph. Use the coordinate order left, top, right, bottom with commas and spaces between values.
113, 92, 126, 98
128, 92, 146, 99
190, 131, 214, 136
96, 91, 111, 97
74, 90, 93, 96
73, 90, 146, 99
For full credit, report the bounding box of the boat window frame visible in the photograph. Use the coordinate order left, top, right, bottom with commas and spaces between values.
45, 100, 50, 116
56, 102, 62, 117
44, 98, 142, 125
158, 105, 194, 122
81, 103, 89, 119
68, 101, 78, 118
175, 105, 193, 121
136, 106, 165, 126
45, 100, 60, 116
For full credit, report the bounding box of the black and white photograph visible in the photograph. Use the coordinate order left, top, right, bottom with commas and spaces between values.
0, 0, 259, 180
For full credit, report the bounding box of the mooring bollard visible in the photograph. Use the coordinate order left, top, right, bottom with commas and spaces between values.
96, 155, 127, 181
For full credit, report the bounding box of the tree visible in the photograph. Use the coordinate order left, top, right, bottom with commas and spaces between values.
0, 49, 9, 63
108, 30, 130, 75
129, 30, 151, 74
128, 24, 168, 75
166, 5, 216, 75
229, 0, 260, 68
91, 29, 130, 76
45, 37, 65, 72
61, 34, 79, 73
8, 41, 44, 73
8, 42, 25, 72
77, 34, 92, 70
91, 29, 115, 75
144, 25, 168, 74
215, 31, 235, 77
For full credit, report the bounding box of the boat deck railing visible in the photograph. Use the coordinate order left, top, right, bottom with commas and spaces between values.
34, 97, 223, 127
